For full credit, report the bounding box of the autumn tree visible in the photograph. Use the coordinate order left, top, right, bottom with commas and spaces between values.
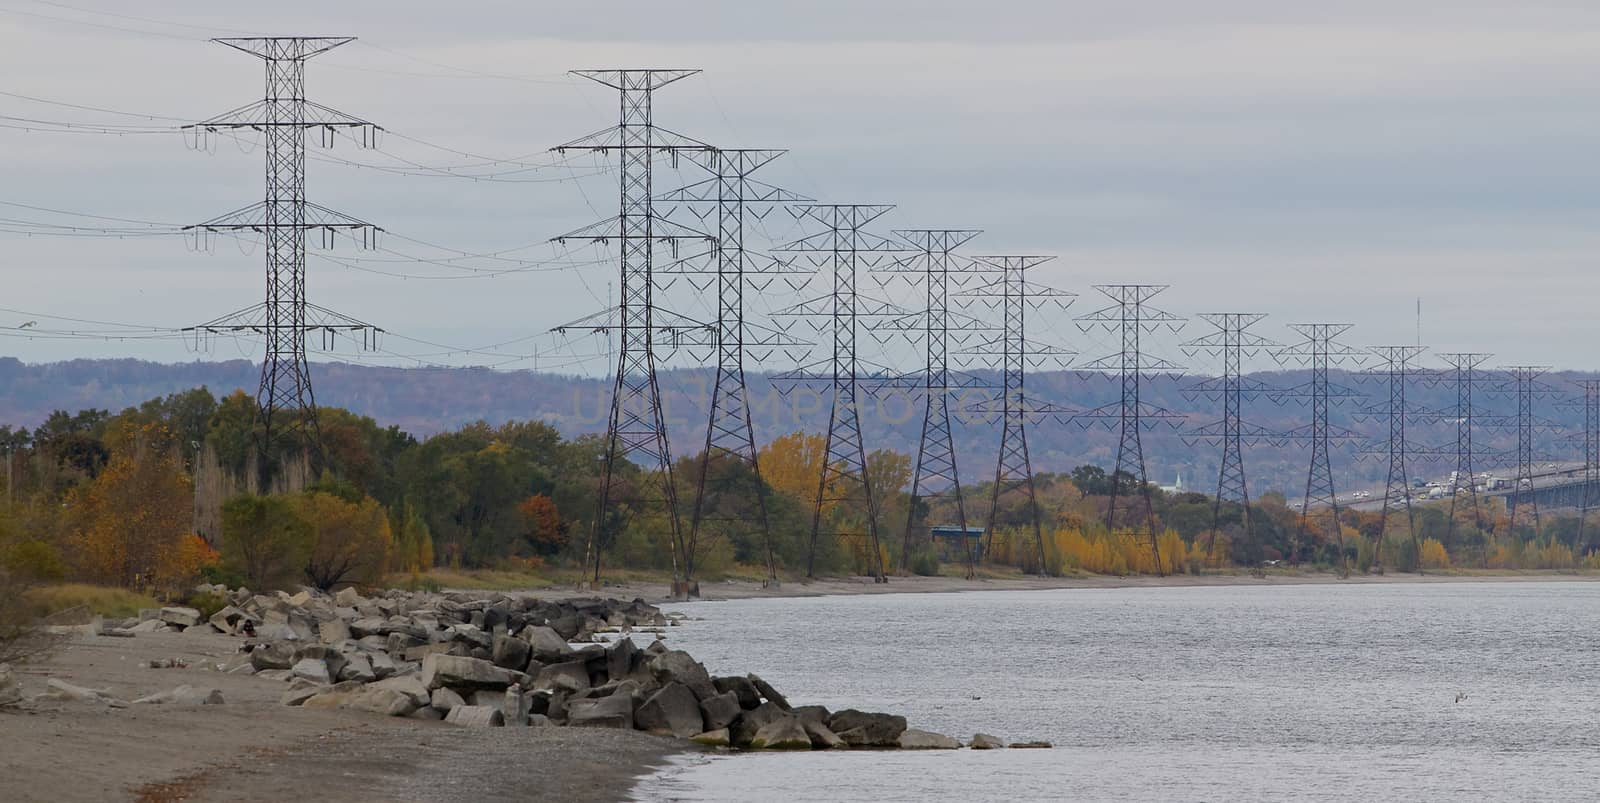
292, 491, 393, 590
519, 494, 567, 556
219, 494, 311, 591
65, 422, 194, 591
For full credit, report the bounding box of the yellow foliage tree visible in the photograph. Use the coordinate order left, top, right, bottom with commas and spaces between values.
291, 491, 393, 590
759, 432, 828, 513
1419, 538, 1451, 570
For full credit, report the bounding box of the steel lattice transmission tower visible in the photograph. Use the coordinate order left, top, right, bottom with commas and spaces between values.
184, 37, 382, 490
1358, 345, 1428, 572
1565, 380, 1600, 548
658, 148, 810, 585
551, 69, 712, 592
957, 256, 1074, 574
1179, 313, 1280, 558
1075, 285, 1185, 574
1273, 323, 1365, 571
1494, 365, 1558, 536
775, 205, 903, 581
885, 229, 984, 576
1435, 353, 1493, 551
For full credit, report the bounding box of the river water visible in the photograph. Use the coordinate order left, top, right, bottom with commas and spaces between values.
632, 581, 1600, 802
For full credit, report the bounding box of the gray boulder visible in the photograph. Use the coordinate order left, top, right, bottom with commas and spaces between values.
713, 675, 761, 709
430, 687, 466, 711
369, 651, 398, 679
899, 728, 960, 749
635, 682, 705, 738
731, 701, 788, 747
533, 660, 590, 694
319, 619, 352, 645
699, 690, 741, 732
804, 720, 845, 749
692, 728, 731, 747
503, 687, 531, 726
790, 705, 831, 726
523, 625, 572, 663
1009, 740, 1053, 749
566, 693, 633, 729
371, 675, 431, 708
606, 637, 639, 679
158, 607, 201, 628
748, 673, 790, 710
249, 642, 296, 671
970, 733, 1006, 750
338, 654, 377, 683
131, 685, 225, 705
491, 635, 531, 670
828, 709, 907, 748
290, 658, 332, 685
294, 645, 348, 681
339, 687, 420, 717
444, 704, 505, 727
650, 650, 717, 702
421, 654, 514, 691
750, 716, 811, 750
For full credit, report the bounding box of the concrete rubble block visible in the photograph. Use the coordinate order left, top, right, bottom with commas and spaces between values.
565, 693, 633, 729
804, 720, 845, 749
692, 729, 731, 747
699, 691, 742, 732
635, 682, 706, 738
444, 705, 504, 727
338, 654, 377, 683
158, 607, 202, 628
333, 587, 363, 607
249, 642, 296, 671
345, 687, 421, 717
420, 653, 514, 691
290, 658, 332, 685
280, 679, 323, 707
504, 686, 531, 726
295, 645, 347, 680
133, 685, 225, 705
969, 733, 1006, 750
128, 619, 168, 634
349, 618, 388, 638
750, 716, 812, 750
527, 714, 553, 727
649, 650, 717, 702
430, 687, 466, 712
712, 675, 762, 710
410, 706, 445, 721
208, 606, 258, 635
747, 673, 790, 710
532, 660, 590, 694
286, 590, 312, 607
731, 701, 788, 747
371, 675, 431, 708
45, 678, 127, 707
899, 728, 961, 750
606, 637, 638, 680
828, 710, 908, 748
319, 619, 352, 645
369, 651, 398, 679
491, 635, 531, 671
789, 705, 831, 727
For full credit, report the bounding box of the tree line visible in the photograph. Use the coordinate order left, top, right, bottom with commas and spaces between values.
0, 386, 1596, 599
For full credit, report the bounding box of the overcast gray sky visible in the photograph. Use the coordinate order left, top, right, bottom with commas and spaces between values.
2, 0, 1600, 374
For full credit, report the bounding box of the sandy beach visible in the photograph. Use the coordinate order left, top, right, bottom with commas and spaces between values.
0, 630, 682, 803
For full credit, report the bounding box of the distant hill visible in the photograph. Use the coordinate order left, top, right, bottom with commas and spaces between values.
0, 356, 1591, 498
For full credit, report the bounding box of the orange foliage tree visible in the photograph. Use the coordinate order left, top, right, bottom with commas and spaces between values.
66, 422, 195, 591
519, 494, 567, 556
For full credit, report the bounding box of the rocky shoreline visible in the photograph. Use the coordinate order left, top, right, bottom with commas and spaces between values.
3, 585, 1048, 759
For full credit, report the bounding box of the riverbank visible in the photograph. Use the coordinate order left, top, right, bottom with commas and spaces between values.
529, 568, 1600, 604
0, 629, 682, 802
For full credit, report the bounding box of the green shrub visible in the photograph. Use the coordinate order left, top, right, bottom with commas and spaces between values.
910, 550, 941, 577
183, 590, 229, 621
